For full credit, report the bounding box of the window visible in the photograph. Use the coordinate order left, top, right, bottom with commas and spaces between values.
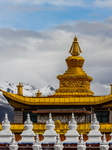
95, 111, 109, 123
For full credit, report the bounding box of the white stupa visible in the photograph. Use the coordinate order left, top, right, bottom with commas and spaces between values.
0, 113, 13, 144
54, 134, 63, 150
63, 113, 79, 144
18, 113, 35, 144
41, 113, 57, 144
100, 134, 109, 150
32, 134, 42, 150
9, 134, 19, 150
77, 134, 86, 150
86, 113, 102, 144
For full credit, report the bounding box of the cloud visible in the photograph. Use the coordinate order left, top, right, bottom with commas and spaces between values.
3, 4, 65, 13
0, 17, 112, 95
94, 0, 112, 7
1, 0, 112, 14
91, 82, 110, 95
0, 0, 93, 14
0, 0, 89, 7
54, 20, 112, 37
0, 28, 72, 89
0, 0, 92, 15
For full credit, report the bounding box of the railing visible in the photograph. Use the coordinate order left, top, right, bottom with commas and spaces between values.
0, 123, 112, 134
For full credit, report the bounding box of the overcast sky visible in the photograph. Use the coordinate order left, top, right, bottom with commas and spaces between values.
0, 0, 112, 95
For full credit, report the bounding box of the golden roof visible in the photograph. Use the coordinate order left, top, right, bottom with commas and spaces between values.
1, 90, 112, 107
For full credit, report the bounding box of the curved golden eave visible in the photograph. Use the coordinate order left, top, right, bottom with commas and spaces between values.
1, 90, 112, 106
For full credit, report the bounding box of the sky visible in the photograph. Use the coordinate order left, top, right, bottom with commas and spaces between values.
0, 0, 112, 95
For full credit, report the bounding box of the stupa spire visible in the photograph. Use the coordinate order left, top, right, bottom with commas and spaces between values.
69, 37, 82, 56
54, 36, 94, 97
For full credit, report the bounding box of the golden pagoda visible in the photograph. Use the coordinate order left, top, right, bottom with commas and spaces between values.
1, 37, 112, 134
54, 37, 94, 96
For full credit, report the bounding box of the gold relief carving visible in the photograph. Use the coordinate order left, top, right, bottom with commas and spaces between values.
60, 80, 70, 87
66, 59, 84, 68
76, 89, 86, 93
85, 81, 90, 90
57, 68, 93, 94
60, 80, 86, 88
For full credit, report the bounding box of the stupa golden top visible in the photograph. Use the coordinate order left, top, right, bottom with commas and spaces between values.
0, 37, 112, 134
54, 36, 94, 96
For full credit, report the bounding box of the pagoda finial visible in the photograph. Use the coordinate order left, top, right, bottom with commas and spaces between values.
2, 113, 10, 124
92, 113, 99, 125
69, 113, 76, 125
79, 134, 85, 145
55, 134, 62, 145
101, 134, 107, 145
69, 36, 82, 56
25, 113, 32, 124
47, 113, 54, 124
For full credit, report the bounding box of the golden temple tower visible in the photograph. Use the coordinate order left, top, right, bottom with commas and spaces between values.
54, 37, 94, 96
16, 83, 23, 96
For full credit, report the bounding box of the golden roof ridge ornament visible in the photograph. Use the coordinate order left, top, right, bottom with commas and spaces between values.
17, 82, 23, 96
69, 37, 82, 56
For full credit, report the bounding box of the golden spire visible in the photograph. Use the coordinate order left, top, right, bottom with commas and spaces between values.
69, 37, 82, 56
53, 37, 94, 97
36, 90, 42, 97
17, 83, 23, 96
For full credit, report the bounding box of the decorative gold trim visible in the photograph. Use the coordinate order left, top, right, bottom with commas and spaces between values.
0, 123, 111, 134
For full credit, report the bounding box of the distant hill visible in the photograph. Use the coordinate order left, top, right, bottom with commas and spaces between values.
0, 104, 14, 123
0, 80, 56, 123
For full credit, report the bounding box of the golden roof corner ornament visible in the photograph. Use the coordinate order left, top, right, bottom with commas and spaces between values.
69, 36, 82, 56
17, 82, 23, 96
36, 90, 42, 97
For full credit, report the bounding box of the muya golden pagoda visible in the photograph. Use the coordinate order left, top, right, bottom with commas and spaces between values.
1, 37, 112, 134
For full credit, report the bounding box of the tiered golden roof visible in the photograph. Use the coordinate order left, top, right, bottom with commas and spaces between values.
1, 90, 112, 108
54, 37, 94, 96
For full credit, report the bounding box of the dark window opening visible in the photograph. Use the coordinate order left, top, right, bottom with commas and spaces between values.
95, 111, 109, 123
23, 112, 37, 123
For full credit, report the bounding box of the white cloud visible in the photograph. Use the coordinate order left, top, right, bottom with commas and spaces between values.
0, 29, 72, 89
0, 0, 91, 7
0, 18, 112, 95
91, 82, 110, 95
3, 4, 65, 13
94, 0, 112, 7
